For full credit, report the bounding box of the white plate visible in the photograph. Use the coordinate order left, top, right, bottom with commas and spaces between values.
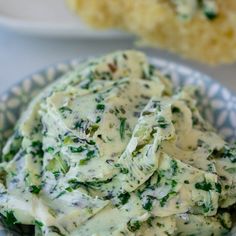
0, 0, 128, 38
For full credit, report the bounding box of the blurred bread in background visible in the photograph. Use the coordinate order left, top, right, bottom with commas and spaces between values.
67, 0, 236, 65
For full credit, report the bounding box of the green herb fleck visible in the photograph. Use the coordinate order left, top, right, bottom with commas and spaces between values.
195, 180, 212, 191
147, 216, 155, 227
202, 202, 213, 213
127, 220, 141, 232
31, 141, 43, 157
87, 150, 95, 158
157, 116, 168, 129
143, 197, 154, 211
86, 124, 99, 136
54, 191, 66, 199
114, 163, 129, 174
225, 185, 230, 190
35, 220, 43, 228
53, 171, 60, 179
207, 164, 214, 173
119, 117, 126, 140
29, 185, 41, 195
69, 146, 85, 153
59, 106, 72, 115
172, 107, 181, 113
170, 160, 178, 176
4, 211, 17, 226
118, 192, 130, 205
171, 180, 177, 188
57, 155, 69, 174
160, 191, 176, 207
120, 167, 129, 174
46, 147, 54, 154
215, 183, 222, 193
204, 11, 217, 20
74, 119, 87, 129
96, 103, 105, 111
65, 187, 73, 192
79, 150, 96, 165
96, 116, 101, 123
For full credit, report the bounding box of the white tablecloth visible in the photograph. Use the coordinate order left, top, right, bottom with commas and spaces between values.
0, 28, 236, 94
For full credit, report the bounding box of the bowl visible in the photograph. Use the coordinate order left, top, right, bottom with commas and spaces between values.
0, 56, 236, 235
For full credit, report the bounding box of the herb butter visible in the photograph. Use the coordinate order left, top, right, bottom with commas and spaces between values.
0, 51, 235, 235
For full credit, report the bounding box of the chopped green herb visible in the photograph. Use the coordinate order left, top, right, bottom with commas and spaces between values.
47, 226, 66, 236
29, 185, 41, 194
65, 187, 73, 192
63, 136, 72, 145
120, 167, 129, 174
146, 216, 155, 227
207, 164, 214, 173
143, 197, 154, 211
87, 140, 96, 145
79, 150, 96, 165
32, 141, 42, 148
58, 106, 72, 114
4, 211, 17, 226
53, 171, 60, 179
87, 150, 95, 158
35, 220, 43, 228
225, 185, 230, 190
31, 141, 43, 157
192, 116, 199, 126
195, 180, 212, 191
54, 191, 66, 199
54, 154, 69, 174
157, 116, 168, 129
215, 183, 222, 193
119, 117, 126, 140
114, 163, 129, 174
74, 119, 87, 130
46, 147, 54, 154
127, 220, 141, 232
160, 191, 176, 207
69, 146, 85, 153
96, 116, 101, 123
142, 111, 152, 116
171, 180, 177, 188
96, 103, 105, 111
118, 192, 130, 205
80, 72, 94, 89
204, 11, 217, 20
202, 202, 213, 213
172, 107, 181, 113
86, 124, 99, 136
79, 159, 89, 165
68, 179, 80, 189
170, 160, 178, 176
80, 80, 91, 89
132, 144, 146, 157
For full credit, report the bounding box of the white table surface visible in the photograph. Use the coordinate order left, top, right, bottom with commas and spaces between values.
0, 28, 236, 94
